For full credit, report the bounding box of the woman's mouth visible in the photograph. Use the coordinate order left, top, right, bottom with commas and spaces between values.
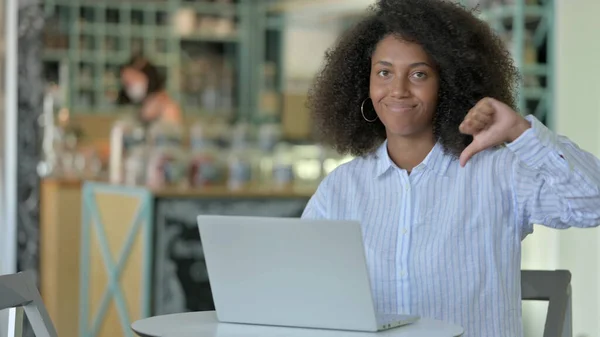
385, 102, 417, 113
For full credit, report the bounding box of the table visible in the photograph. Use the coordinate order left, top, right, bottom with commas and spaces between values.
131, 311, 464, 337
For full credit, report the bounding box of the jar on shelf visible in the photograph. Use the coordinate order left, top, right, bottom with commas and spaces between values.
227, 148, 254, 191
146, 146, 189, 189
229, 122, 254, 149
189, 147, 223, 187
147, 120, 184, 148
271, 143, 295, 190
227, 123, 256, 190
257, 123, 281, 153
188, 121, 226, 187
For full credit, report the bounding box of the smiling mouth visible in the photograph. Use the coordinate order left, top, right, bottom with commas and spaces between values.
385, 103, 417, 113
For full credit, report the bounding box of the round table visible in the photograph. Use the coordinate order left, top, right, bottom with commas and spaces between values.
132, 311, 464, 337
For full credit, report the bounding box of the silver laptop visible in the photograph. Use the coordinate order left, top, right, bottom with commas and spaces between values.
197, 215, 420, 332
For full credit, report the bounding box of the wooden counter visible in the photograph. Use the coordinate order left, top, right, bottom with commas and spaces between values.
40, 178, 84, 337
40, 179, 314, 337
151, 184, 316, 198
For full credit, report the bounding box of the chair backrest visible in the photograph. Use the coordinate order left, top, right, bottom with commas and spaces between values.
0, 271, 58, 337
521, 270, 572, 337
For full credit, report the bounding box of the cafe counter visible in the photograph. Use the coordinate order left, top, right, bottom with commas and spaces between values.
40, 179, 313, 337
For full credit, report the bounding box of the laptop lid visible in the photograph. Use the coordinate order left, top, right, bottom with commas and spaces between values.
197, 215, 379, 331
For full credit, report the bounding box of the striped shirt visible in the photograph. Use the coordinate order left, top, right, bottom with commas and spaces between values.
301, 115, 600, 337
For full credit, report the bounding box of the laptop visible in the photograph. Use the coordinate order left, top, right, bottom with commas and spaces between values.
196, 215, 420, 332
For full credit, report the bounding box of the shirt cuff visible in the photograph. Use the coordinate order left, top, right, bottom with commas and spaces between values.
505, 115, 564, 169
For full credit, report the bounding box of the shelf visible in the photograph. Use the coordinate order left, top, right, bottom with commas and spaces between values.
265, 16, 284, 30
522, 87, 547, 100
477, 2, 553, 127
180, 2, 240, 16
521, 64, 548, 77
43, 50, 68, 62
480, 4, 547, 21
78, 23, 171, 38
46, 0, 240, 15
39, 0, 297, 125
177, 33, 240, 43
181, 107, 237, 116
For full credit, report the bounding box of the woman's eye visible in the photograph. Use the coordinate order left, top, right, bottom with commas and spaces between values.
412, 71, 427, 79
377, 70, 390, 77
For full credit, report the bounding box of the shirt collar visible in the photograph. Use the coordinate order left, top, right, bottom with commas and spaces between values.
373, 140, 453, 178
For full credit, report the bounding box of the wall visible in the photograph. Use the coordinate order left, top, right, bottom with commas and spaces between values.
281, 0, 377, 87
0, 0, 12, 276
283, 26, 339, 83
553, 0, 600, 335
0, 0, 15, 332
282, 12, 341, 91
1, 0, 42, 336
0, 0, 13, 334
0, 0, 7, 333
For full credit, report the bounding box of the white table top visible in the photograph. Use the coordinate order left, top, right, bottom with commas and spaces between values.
131, 311, 464, 337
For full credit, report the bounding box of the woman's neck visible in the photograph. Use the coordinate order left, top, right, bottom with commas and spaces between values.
143, 90, 167, 104
385, 134, 436, 173
139, 91, 167, 122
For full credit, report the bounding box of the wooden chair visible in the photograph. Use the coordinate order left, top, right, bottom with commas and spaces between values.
0, 270, 58, 337
521, 270, 572, 337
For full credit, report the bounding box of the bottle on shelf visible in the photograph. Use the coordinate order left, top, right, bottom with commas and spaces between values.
109, 115, 146, 184
227, 122, 256, 191
256, 123, 282, 185
38, 84, 62, 178
201, 73, 219, 113
146, 121, 188, 189
123, 145, 148, 186
188, 120, 226, 187
271, 143, 295, 190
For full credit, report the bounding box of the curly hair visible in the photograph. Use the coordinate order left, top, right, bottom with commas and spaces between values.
307, 0, 519, 157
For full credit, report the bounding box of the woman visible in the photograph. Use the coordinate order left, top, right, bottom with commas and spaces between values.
302, 0, 600, 336
118, 54, 182, 125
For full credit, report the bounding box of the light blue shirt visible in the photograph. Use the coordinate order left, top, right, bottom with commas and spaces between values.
301, 115, 600, 337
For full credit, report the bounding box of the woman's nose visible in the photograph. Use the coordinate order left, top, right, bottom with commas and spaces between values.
390, 77, 410, 98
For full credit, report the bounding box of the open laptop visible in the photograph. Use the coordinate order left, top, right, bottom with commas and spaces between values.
197, 215, 420, 332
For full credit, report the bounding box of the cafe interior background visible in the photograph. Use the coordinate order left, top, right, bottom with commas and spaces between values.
0, 0, 599, 336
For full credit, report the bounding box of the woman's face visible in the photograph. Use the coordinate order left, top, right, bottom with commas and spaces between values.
121, 67, 149, 103
369, 35, 439, 139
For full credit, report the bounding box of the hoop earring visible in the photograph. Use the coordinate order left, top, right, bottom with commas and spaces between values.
361, 98, 378, 122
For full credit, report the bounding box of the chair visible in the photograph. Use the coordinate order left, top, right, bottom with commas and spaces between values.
521, 270, 572, 337
0, 270, 58, 337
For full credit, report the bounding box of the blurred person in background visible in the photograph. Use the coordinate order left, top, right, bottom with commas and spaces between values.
302, 0, 600, 336
118, 54, 182, 126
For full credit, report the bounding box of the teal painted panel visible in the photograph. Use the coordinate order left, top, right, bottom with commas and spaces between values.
79, 182, 153, 337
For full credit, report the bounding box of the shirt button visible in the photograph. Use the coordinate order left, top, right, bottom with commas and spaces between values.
400, 271, 407, 277
402, 228, 408, 235
405, 185, 410, 191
